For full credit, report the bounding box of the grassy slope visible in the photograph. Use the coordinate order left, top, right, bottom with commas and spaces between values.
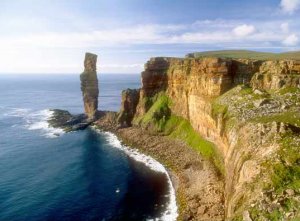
134, 85, 300, 219
136, 93, 224, 175
186, 50, 300, 60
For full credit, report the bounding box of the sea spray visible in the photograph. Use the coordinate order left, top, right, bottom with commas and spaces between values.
23, 109, 64, 138
4, 108, 65, 138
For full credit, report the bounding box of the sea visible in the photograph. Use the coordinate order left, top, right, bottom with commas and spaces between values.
0, 74, 177, 221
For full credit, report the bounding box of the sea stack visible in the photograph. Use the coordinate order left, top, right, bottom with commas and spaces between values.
80, 52, 99, 120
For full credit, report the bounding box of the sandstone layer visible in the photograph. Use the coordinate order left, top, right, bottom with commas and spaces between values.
118, 56, 300, 220
49, 51, 300, 221
80, 52, 99, 120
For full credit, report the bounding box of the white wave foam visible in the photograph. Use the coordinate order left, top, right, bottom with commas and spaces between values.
93, 128, 178, 221
25, 109, 65, 138
4, 108, 64, 138
3, 108, 31, 117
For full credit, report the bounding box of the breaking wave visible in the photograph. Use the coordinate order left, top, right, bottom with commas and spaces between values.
3, 108, 64, 138
95, 128, 178, 221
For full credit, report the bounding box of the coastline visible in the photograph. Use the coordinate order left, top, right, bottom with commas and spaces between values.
93, 128, 179, 221
43, 109, 178, 220
94, 112, 225, 221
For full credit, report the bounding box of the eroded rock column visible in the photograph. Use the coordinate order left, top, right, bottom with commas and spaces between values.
80, 52, 99, 120
117, 89, 140, 127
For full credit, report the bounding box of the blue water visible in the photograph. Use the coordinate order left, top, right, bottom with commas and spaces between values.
0, 74, 171, 221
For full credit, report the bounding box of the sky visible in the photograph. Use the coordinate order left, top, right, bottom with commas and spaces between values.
0, 0, 299, 74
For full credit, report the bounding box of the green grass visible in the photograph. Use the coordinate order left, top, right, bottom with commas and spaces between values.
253, 112, 300, 128
165, 115, 224, 175
258, 133, 300, 221
270, 135, 300, 192
250, 201, 300, 221
137, 93, 225, 175
212, 102, 228, 116
249, 197, 300, 221
277, 87, 300, 95
186, 50, 300, 60
140, 94, 170, 129
271, 163, 300, 191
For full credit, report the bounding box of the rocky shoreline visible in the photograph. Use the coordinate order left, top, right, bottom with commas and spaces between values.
47, 51, 300, 220
48, 109, 224, 220
94, 111, 225, 221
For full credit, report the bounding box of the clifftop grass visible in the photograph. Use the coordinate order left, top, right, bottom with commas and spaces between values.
211, 84, 300, 220
186, 50, 300, 60
265, 133, 300, 193
248, 132, 300, 221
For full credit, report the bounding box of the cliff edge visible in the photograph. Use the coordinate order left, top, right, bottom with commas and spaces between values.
48, 50, 300, 221
117, 54, 300, 220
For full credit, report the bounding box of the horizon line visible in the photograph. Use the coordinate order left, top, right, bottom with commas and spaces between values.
0, 72, 141, 75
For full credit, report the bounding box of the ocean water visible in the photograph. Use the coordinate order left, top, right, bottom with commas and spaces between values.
0, 74, 177, 221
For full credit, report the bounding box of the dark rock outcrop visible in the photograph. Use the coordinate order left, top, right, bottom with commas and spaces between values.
80, 52, 99, 120
48, 109, 90, 131
117, 89, 140, 127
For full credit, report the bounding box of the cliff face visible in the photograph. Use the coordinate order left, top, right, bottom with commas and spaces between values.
251, 60, 300, 90
80, 53, 99, 120
135, 57, 264, 156
120, 56, 300, 220
117, 89, 140, 127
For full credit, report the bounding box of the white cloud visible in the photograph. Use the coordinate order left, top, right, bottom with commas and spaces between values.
282, 34, 299, 45
169, 32, 233, 44
192, 19, 237, 29
232, 24, 256, 37
0, 25, 169, 49
0, 20, 299, 73
280, 0, 300, 14
1, 20, 299, 50
99, 63, 143, 69
0, 23, 276, 49
0, 48, 145, 73
280, 22, 290, 33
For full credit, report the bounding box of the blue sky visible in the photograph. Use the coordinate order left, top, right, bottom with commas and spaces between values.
0, 0, 299, 73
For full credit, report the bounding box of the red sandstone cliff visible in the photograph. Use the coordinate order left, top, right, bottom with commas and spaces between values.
119, 55, 300, 220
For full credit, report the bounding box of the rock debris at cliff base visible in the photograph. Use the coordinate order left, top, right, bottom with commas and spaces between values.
116, 55, 300, 220
48, 51, 300, 221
